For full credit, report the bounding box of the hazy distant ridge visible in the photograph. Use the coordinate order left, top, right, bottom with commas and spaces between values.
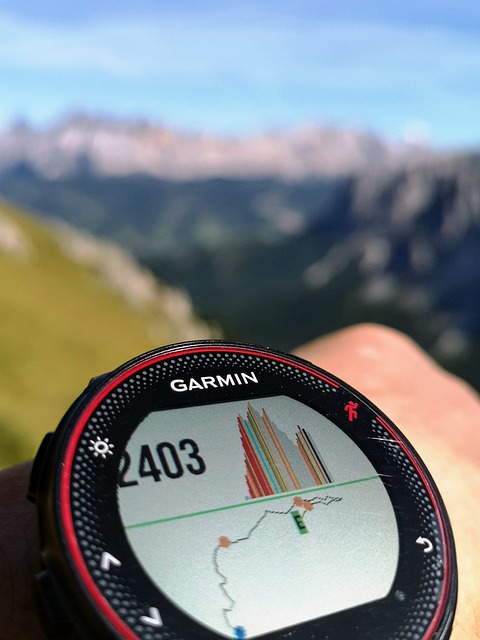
0, 115, 429, 181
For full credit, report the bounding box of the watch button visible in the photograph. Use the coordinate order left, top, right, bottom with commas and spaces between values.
35, 570, 72, 638
27, 432, 54, 504
87, 372, 110, 389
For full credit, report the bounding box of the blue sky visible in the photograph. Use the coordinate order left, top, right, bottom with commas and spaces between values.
1, 1, 479, 147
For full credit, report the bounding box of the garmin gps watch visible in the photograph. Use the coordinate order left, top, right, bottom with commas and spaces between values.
28, 340, 457, 639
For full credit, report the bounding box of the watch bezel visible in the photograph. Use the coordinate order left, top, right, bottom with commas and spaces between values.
34, 341, 457, 640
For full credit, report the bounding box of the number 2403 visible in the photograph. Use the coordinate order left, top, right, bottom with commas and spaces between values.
118, 439, 206, 488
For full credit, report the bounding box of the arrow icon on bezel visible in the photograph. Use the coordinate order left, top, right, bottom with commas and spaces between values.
415, 536, 434, 553
100, 551, 122, 571
140, 607, 163, 627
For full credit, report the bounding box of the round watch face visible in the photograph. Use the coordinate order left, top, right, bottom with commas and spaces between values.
41, 341, 456, 640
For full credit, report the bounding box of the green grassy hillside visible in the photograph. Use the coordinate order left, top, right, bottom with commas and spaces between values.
0, 201, 213, 467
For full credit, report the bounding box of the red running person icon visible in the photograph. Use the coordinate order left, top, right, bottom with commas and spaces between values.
344, 401, 359, 422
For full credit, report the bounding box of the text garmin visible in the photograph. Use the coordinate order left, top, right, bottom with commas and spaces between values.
170, 371, 259, 392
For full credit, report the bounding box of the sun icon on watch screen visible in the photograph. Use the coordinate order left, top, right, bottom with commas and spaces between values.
89, 437, 114, 459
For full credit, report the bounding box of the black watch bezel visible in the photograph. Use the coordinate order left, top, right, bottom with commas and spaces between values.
32, 340, 457, 640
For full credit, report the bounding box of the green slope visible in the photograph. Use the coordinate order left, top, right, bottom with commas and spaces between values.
0, 201, 212, 467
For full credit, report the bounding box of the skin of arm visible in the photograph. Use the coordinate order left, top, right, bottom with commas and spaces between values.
0, 324, 478, 639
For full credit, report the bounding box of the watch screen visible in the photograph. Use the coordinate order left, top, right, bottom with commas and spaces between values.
118, 395, 399, 639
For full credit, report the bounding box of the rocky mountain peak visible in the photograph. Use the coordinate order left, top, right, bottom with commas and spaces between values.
0, 114, 431, 181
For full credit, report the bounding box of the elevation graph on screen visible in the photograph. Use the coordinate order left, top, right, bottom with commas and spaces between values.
238, 403, 334, 498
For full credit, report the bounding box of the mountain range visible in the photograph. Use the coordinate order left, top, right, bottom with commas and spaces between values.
0, 114, 428, 181
0, 115, 478, 389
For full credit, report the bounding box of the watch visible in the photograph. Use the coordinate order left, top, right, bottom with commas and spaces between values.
28, 340, 457, 639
